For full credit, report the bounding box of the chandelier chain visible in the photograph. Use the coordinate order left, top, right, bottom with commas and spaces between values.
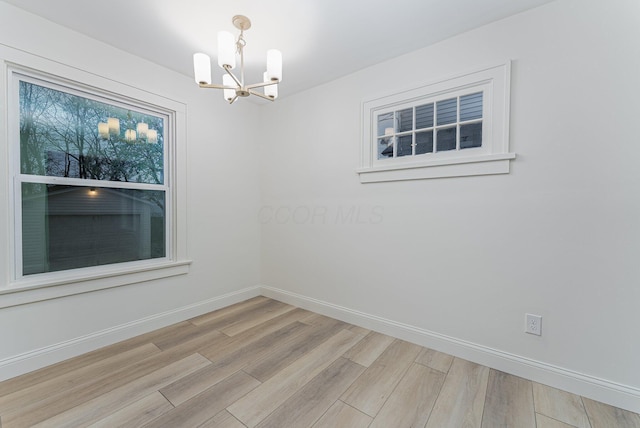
236, 31, 246, 54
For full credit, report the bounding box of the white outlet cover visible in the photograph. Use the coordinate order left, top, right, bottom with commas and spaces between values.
525, 313, 542, 336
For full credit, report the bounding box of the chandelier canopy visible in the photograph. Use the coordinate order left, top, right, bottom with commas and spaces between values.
193, 15, 282, 104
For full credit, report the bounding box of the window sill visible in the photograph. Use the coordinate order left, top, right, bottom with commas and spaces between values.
356, 153, 516, 183
0, 260, 192, 308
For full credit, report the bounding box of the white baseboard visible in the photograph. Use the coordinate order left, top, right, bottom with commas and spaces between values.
0, 285, 261, 382
2, 284, 638, 414
260, 285, 640, 414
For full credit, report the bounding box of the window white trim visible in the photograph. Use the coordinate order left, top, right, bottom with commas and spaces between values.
0, 46, 190, 305
0, 260, 191, 309
359, 61, 515, 182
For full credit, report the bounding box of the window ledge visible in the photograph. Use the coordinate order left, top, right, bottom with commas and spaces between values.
357, 153, 516, 183
0, 260, 192, 308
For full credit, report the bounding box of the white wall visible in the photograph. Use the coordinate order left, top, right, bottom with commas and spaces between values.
260, 0, 640, 411
0, 2, 262, 374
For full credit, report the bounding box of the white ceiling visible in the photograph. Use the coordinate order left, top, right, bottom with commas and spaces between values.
3, 0, 554, 99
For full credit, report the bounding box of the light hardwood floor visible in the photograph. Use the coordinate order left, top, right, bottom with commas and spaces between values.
0, 297, 638, 427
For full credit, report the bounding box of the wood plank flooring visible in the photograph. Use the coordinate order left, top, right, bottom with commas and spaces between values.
0, 296, 638, 428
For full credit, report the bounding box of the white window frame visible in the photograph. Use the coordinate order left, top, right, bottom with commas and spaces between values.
0, 50, 190, 308
358, 62, 515, 183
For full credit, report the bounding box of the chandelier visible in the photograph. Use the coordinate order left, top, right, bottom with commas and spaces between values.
193, 15, 282, 104
98, 117, 158, 143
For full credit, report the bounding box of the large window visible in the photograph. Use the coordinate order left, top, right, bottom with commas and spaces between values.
13, 73, 170, 279
358, 62, 515, 182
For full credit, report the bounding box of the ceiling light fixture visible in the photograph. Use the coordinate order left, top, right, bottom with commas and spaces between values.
98, 118, 158, 144
193, 15, 282, 104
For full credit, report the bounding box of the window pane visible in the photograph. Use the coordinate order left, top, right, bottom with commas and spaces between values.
377, 112, 394, 137
437, 127, 456, 151
460, 92, 483, 121
22, 183, 166, 275
20, 81, 164, 184
415, 103, 434, 129
397, 135, 413, 157
415, 131, 433, 155
460, 122, 482, 149
436, 98, 457, 125
396, 108, 413, 133
377, 137, 394, 159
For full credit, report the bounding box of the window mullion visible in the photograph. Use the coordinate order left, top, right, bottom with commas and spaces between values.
434, 102, 438, 153
18, 174, 168, 192
393, 111, 397, 158
412, 107, 416, 156
456, 96, 461, 151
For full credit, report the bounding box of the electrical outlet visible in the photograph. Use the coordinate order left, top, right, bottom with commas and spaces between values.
525, 314, 542, 336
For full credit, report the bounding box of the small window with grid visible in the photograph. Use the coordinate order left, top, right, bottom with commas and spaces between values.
359, 62, 514, 182
376, 92, 483, 160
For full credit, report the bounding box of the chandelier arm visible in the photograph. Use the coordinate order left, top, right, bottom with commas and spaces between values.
228, 95, 239, 104
223, 65, 242, 88
245, 81, 278, 90
198, 83, 235, 90
248, 89, 275, 101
